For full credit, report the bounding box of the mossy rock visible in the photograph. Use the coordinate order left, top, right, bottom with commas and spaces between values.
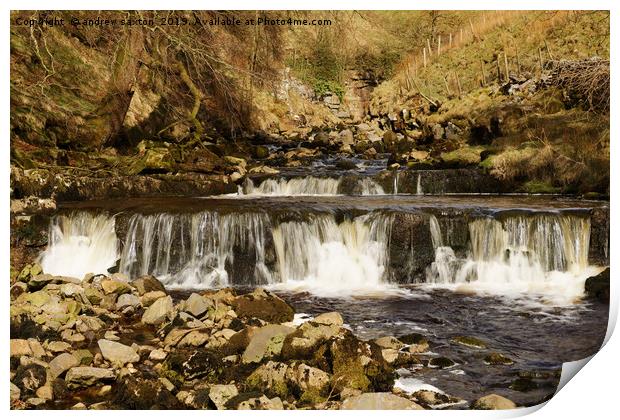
522, 181, 562, 194
484, 353, 514, 366
509, 377, 538, 392
451, 336, 487, 349
428, 357, 455, 369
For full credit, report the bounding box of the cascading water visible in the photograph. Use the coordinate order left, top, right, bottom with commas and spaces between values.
38, 206, 600, 303
426, 213, 599, 304
241, 176, 340, 196
416, 173, 423, 195
118, 212, 273, 289
39, 212, 118, 279
271, 213, 393, 296
239, 176, 384, 196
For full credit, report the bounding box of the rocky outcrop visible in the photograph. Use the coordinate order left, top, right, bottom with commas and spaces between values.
584, 268, 610, 303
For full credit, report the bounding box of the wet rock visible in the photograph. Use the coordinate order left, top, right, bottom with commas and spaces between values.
209, 384, 239, 410
412, 390, 459, 408
374, 336, 405, 350
510, 377, 538, 392
484, 353, 514, 366
451, 336, 487, 349
49, 353, 79, 379
313, 312, 343, 326
388, 213, 434, 282
398, 333, 429, 353
184, 293, 211, 317
429, 357, 455, 369
584, 268, 609, 303
142, 295, 174, 325
65, 367, 115, 389
341, 392, 423, 410
13, 364, 47, 396
246, 361, 290, 399
231, 288, 294, 323
471, 394, 517, 410
131, 275, 167, 296
330, 334, 394, 393
141, 290, 167, 307
242, 324, 294, 364
98, 339, 140, 366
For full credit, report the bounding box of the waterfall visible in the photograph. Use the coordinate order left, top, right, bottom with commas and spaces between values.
39, 208, 598, 303
39, 212, 118, 280
118, 212, 273, 289
271, 213, 393, 296
240, 176, 384, 196
241, 176, 340, 196
393, 171, 399, 194
426, 213, 597, 304
359, 178, 385, 195
416, 173, 423, 195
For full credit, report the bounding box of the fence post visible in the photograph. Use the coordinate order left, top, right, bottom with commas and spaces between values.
423, 47, 427, 68
480, 58, 486, 86
437, 35, 441, 56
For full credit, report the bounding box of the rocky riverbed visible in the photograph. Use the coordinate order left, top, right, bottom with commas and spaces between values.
10, 265, 527, 410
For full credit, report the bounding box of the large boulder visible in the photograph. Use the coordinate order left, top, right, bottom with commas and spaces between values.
231, 289, 294, 323
141, 296, 174, 325
341, 393, 423, 410
241, 324, 295, 364
584, 268, 610, 303
281, 321, 344, 360
98, 339, 140, 366
330, 334, 395, 393
471, 394, 517, 410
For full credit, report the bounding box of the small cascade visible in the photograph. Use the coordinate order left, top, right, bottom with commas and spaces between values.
241, 176, 340, 196
118, 212, 273, 288
426, 213, 596, 304
359, 178, 385, 195
416, 173, 423, 195
39, 212, 118, 280
271, 213, 393, 296
393, 171, 399, 194
240, 176, 385, 196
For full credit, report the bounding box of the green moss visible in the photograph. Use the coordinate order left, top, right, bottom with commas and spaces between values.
441, 146, 484, 167
299, 388, 327, 405
522, 181, 562, 194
